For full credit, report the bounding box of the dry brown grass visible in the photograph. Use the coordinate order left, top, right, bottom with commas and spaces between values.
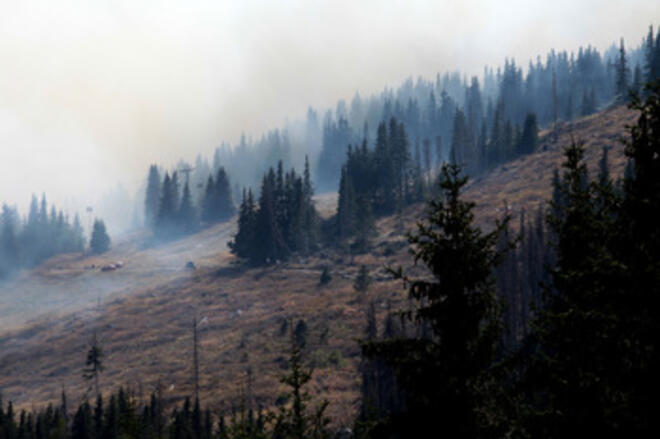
0, 105, 637, 425
466, 105, 635, 229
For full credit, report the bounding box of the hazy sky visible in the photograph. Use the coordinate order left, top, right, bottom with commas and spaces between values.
1, 0, 658, 215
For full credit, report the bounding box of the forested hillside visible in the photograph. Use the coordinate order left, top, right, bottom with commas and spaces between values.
133, 27, 656, 250
0, 98, 642, 433
1, 22, 660, 439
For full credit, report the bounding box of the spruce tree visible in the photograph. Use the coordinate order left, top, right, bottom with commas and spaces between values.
615, 38, 630, 102
83, 333, 104, 399
0, 204, 20, 277
373, 122, 396, 214
214, 167, 235, 222
255, 169, 287, 263
156, 172, 176, 237
228, 189, 257, 261
178, 181, 197, 235
353, 265, 372, 303
361, 163, 509, 438
336, 168, 357, 241
645, 25, 658, 83
144, 165, 161, 228
200, 176, 215, 224
632, 63, 643, 96
511, 139, 629, 437
615, 82, 660, 433
271, 327, 330, 439
518, 113, 539, 155
89, 220, 110, 255
71, 402, 92, 439
352, 194, 375, 254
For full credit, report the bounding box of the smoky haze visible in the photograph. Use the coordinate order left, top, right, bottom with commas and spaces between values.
0, 0, 658, 220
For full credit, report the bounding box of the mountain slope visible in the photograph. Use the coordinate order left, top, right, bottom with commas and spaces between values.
0, 105, 636, 424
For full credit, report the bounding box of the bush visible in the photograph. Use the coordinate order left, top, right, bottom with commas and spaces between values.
319, 266, 332, 285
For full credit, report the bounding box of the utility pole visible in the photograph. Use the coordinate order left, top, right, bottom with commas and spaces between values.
179, 166, 196, 185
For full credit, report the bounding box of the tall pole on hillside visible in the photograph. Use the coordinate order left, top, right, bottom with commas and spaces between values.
179, 166, 196, 185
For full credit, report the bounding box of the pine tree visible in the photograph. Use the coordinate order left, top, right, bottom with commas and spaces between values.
373, 122, 396, 214
353, 265, 372, 301
271, 328, 330, 439
0, 204, 20, 278
632, 63, 643, 96
615, 82, 660, 433
449, 109, 469, 167
422, 138, 432, 184
615, 38, 630, 102
477, 120, 488, 173
200, 176, 215, 224
565, 92, 574, 121
71, 402, 92, 439
255, 169, 287, 263
89, 220, 110, 255
511, 139, 628, 437
83, 333, 104, 399
352, 194, 375, 254
171, 172, 180, 217
435, 136, 443, 169
361, 163, 510, 438
302, 155, 318, 253
214, 167, 235, 222
517, 113, 539, 155
144, 165, 161, 227
229, 164, 317, 265
228, 189, 257, 261
336, 167, 357, 241
644, 25, 658, 83
581, 87, 597, 116
598, 145, 612, 188
178, 181, 197, 235
552, 70, 558, 141
156, 172, 176, 237
318, 267, 331, 286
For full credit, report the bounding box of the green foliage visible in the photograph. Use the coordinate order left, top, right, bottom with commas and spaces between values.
318, 267, 331, 286
271, 331, 330, 439
361, 163, 509, 438
145, 164, 161, 227
293, 320, 308, 349
83, 333, 104, 398
0, 195, 84, 278
90, 219, 110, 254
517, 113, 538, 155
201, 167, 235, 225
615, 38, 630, 101
353, 265, 371, 297
511, 139, 624, 436
178, 182, 198, 235
491, 84, 660, 437
229, 162, 318, 265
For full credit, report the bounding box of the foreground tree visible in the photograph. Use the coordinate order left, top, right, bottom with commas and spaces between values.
509, 139, 624, 437
495, 83, 660, 437
615, 81, 660, 433
361, 163, 509, 438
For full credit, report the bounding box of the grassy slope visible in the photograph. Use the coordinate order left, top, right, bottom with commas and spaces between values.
0, 105, 636, 426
